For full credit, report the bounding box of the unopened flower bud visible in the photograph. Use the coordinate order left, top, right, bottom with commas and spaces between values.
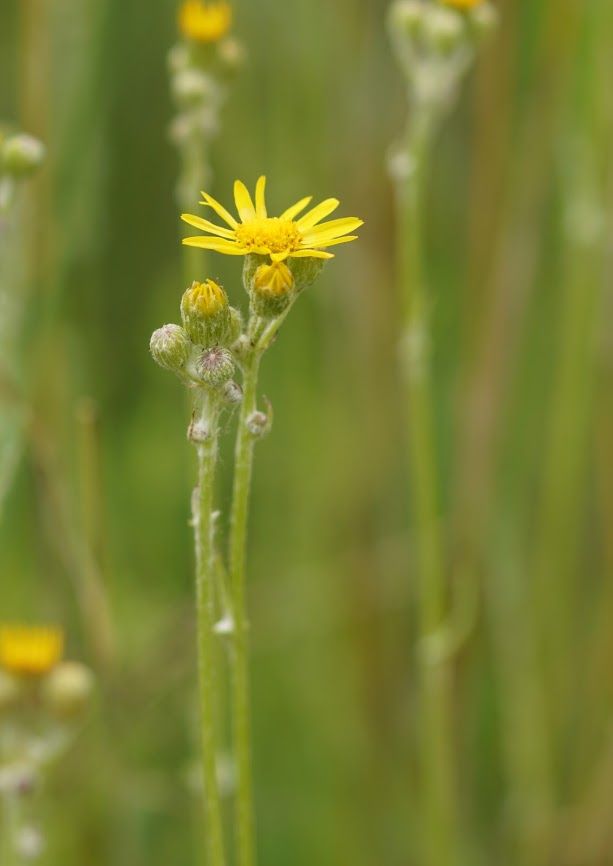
251, 261, 295, 317
172, 69, 219, 107
246, 409, 272, 439
1, 134, 46, 177
287, 256, 326, 293
217, 37, 246, 74
181, 279, 234, 347
0, 670, 22, 713
150, 324, 191, 373
15, 825, 44, 861
389, 0, 425, 39
197, 346, 235, 386
424, 6, 465, 54
42, 662, 94, 719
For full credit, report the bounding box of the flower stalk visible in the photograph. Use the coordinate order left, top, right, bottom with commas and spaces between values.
190, 388, 227, 866
387, 2, 496, 864
151, 176, 360, 866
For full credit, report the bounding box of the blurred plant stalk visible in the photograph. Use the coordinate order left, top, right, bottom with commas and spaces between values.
387, 2, 496, 864
168, 2, 244, 280
0, 132, 45, 522
533, 0, 609, 805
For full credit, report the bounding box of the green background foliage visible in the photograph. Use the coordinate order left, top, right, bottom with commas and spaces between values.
0, 0, 611, 864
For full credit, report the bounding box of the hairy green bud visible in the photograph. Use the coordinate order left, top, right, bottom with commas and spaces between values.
150, 324, 191, 373
197, 346, 235, 386
287, 255, 326, 293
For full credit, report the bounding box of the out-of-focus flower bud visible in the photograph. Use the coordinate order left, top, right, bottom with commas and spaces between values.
1, 134, 46, 178
388, 0, 425, 39
424, 6, 465, 54
42, 661, 95, 720
468, 2, 498, 41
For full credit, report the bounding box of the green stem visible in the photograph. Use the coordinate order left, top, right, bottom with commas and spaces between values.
192, 389, 226, 866
397, 113, 457, 866
0, 790, 19, 866
228, 347, 262, 866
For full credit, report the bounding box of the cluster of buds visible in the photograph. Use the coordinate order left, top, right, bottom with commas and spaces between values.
0, 130, 45, 212
169, 1, 244, 207
150, 278, 243, 402
388, 0, 497, 116
0, 626, 94, 862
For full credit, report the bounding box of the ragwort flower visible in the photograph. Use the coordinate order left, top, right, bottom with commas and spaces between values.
181, 176, 363, 262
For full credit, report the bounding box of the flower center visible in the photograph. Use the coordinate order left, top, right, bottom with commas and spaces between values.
235, 218, 302, 255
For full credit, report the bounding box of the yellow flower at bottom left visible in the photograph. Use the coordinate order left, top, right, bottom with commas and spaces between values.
0, 626, 64, 677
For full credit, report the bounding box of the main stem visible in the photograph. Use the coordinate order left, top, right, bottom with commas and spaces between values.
398, 113, 457, 866
229, 348, 261, 866
192, 390, 226, 866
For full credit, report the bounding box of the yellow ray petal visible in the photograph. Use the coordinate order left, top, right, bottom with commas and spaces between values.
255, 176, 267, 219
315, 235, 359, 249
290, 249, 334, 260
270, 250, 290, 262
280, 196, 313, 221
182, 236, 246, 254
234, 179, 256, 222
199, 192, 238, 228
296, 198, 340, 230
181, 213, 236, 239
302, 217, 364, 245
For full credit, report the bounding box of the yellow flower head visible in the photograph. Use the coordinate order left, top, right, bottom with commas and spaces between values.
179, 0, 232, 43
441, 0, 484, 8
181, 176, 363, 263
0, 626, 64, 677
254, 262, 295, 298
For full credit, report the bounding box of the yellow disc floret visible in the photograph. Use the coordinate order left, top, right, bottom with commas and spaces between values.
0, 626, 64, 676
235, 218, 303, 258
179, 0, 232, 43
181, 176, 363, 263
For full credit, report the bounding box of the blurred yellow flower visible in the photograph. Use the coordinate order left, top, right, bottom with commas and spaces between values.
178, 0, 232, 43
441, 0, 485, 8
182, 176, 363, 262
0, 626, 64, 676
